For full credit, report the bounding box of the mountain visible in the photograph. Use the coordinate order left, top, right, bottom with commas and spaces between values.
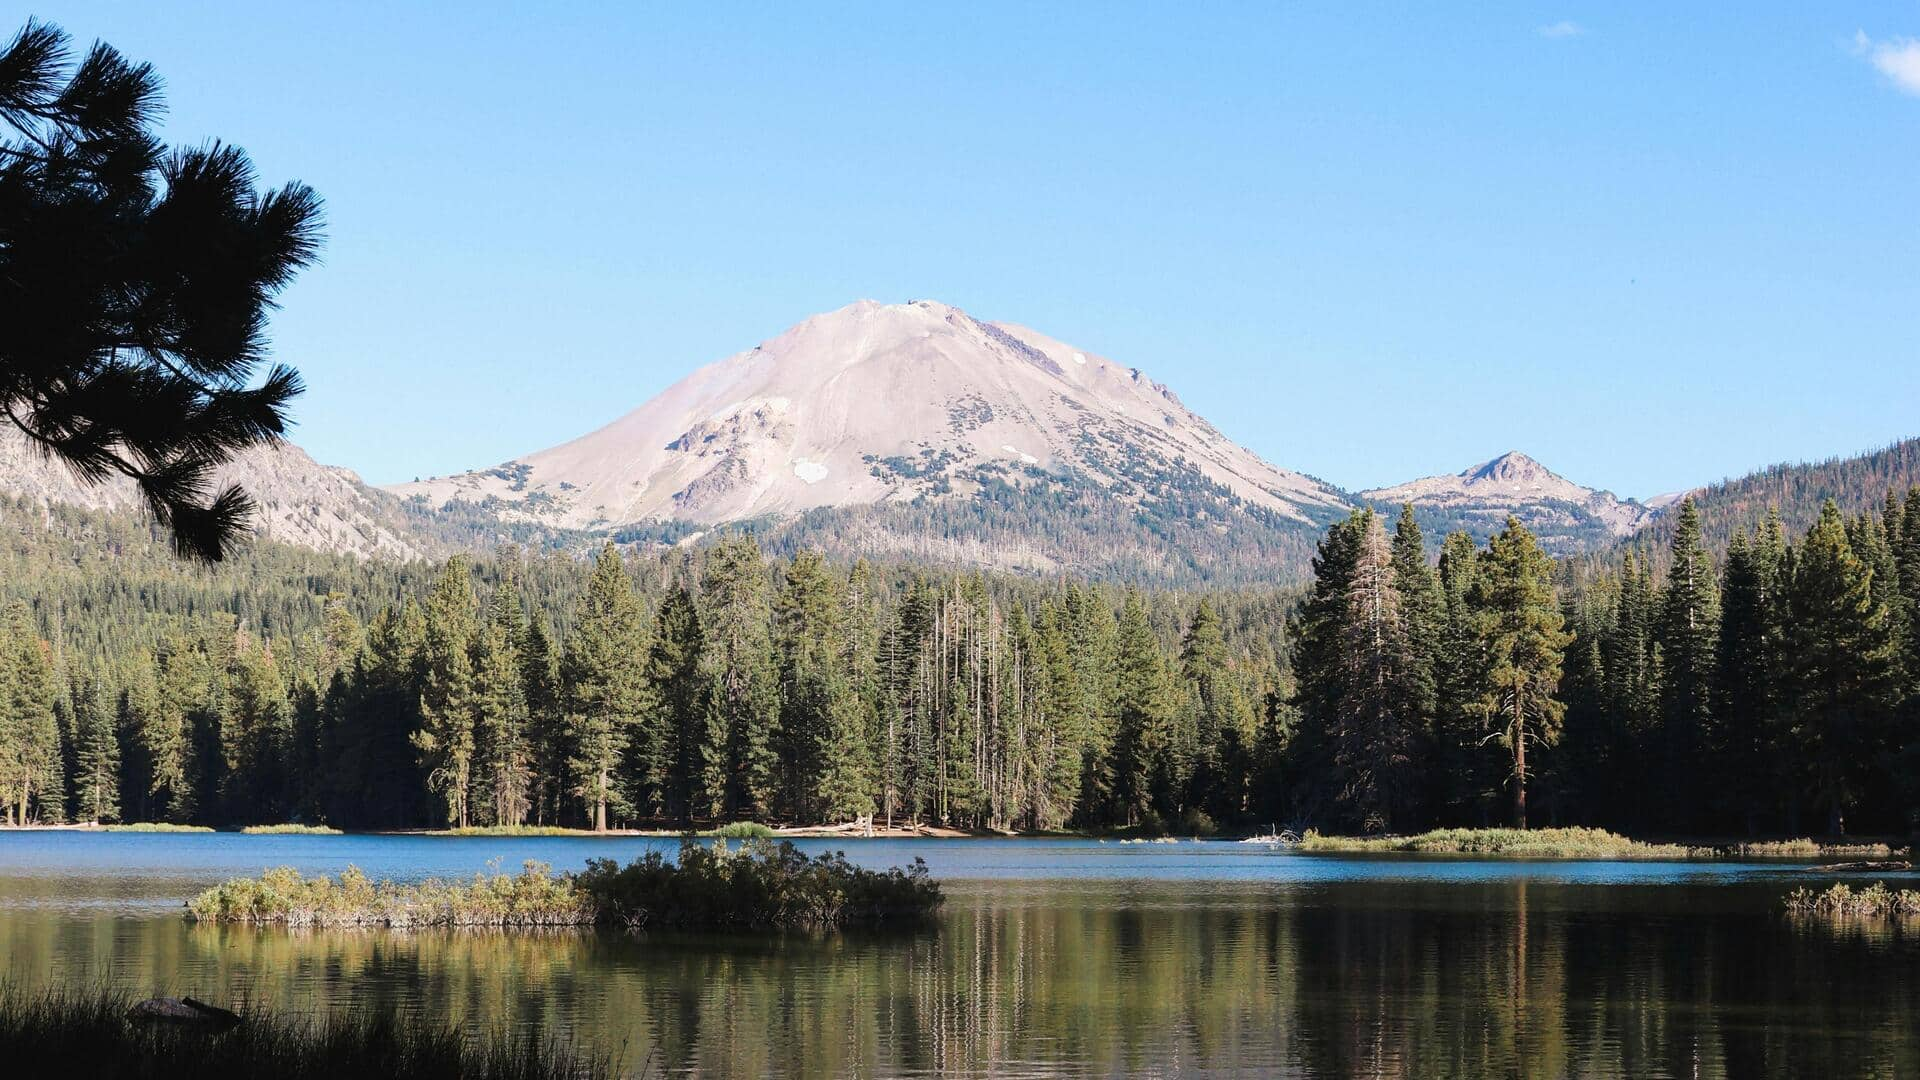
392, 299, 1350, 583
1361, 451, 1652, 552
0, 428, 579, 563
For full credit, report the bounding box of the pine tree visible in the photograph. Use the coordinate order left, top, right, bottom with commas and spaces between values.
1787, 501, 1900, 834
638, 584, 708, 823
562, 544, 646, 831
1390, 504, 1442, 723
1432, 530, 1488, 821
412, 557, 480, 828
1331, 511, 1419, 830
1655, 498, 1718, 829
224, 637, 291, 822
700, 534, 779, 819
69, 671, 119, 823
1111, 590, 1173, 827
473, 585, 531, 827
0, 601, 62, 823
518, 616, 566, 824
0, 19, 323, 562
1468, 517, 1572, 829
1715, 519, 1787, 833
1290, 512, 1365, 824
1179, 599, 1256, 823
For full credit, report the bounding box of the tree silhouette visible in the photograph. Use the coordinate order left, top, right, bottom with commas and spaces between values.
0, 19, 322, 560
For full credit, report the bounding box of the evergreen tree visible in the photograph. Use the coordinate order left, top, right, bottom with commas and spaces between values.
1389, 504, 1442, 724
1467, 518, 1571, 828
473, 585, 531, 826
1432, 531, 1489, 821
0, 601, 62, 823
1655, 499, 1718, 828
0, 19, 324, 561
519, 616, 566, 825
1714, 518, 1788, 833
1111, 590, 1174, 827
638, 584, 708, 823
412, 557, 480, 828
562, 544, 646, 831
69, 670, 119, 823
1179, 599, 1256, 823
224, 637, 291, 822
700, 534, 779, 818
1331, 512, 1419, 830
1787, 501, 1900, 834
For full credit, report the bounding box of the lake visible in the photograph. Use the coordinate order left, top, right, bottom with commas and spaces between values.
1, 834, 1916, 1077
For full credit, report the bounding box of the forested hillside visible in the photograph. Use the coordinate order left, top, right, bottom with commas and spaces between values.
5, 471, 1918, 838
1292, 495, 1920, 837
1618, 438, 1920, 572
0, 497, 1298, 831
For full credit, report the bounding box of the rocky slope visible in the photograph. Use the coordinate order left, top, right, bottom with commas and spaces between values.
392, 299, 1346, 531
0, 427, 433, 561
1361, 451, 1652, 552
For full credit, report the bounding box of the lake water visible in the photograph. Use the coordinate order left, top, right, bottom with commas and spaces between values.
2, 834, 1916, 1077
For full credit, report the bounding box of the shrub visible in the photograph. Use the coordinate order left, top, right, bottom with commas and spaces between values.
188, 842, 943, 931
1176, 808, 1218, 837
576, 839, 943, 929
700, 821, 777, 839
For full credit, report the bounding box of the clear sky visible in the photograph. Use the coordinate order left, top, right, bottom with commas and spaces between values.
33, 3, 1920, 498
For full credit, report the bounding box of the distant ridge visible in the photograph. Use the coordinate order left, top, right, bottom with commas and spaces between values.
1361, 451, 1651, 552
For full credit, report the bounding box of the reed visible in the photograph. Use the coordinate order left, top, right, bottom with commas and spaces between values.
0, 985, 616, 1079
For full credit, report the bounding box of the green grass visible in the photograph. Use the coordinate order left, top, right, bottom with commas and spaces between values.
432, 824, 606, 837
240, 824, 343, 835
1784, 881, 1920, 917
1726, 839, 1896, 859
1297, 826, 1703, 859
102, 823, 214, 833
189, 840, 945, 931
187, 862, 593, 928
0, 985, 615, 1079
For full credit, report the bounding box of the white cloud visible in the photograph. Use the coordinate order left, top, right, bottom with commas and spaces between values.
1855, 30, 1920, 96
1538, 21, 1586, 39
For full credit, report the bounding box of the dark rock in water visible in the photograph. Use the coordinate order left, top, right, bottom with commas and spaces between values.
127, 996, 242, 1027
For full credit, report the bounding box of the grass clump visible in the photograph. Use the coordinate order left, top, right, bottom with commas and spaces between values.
188, 840, 943, 931
186, 861, 592, 928
103, 823, 214, 833
434, 824, 602, 837
1730, 838, 1896, 858
698, 821, 777, 839
578, 839, 943, 929
1784, 881, 1920, 918
1297, 826, 1701, 859
0, 985, 614, 1079
240, 824, 343, 835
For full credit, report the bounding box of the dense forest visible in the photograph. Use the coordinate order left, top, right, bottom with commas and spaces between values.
2, 481, 1918, 837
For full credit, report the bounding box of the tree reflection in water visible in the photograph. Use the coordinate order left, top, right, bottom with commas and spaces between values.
2, 878, 1915, 1077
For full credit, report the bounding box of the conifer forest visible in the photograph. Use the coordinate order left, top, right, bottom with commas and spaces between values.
4, 489, 1918, 838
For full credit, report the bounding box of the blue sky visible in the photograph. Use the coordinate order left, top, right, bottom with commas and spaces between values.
34, 3, 1920, 498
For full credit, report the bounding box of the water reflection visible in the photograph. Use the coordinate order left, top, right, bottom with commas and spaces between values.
3, 874, 1916, 1077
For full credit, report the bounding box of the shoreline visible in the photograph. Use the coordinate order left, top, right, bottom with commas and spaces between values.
2, 822, 1911, 860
